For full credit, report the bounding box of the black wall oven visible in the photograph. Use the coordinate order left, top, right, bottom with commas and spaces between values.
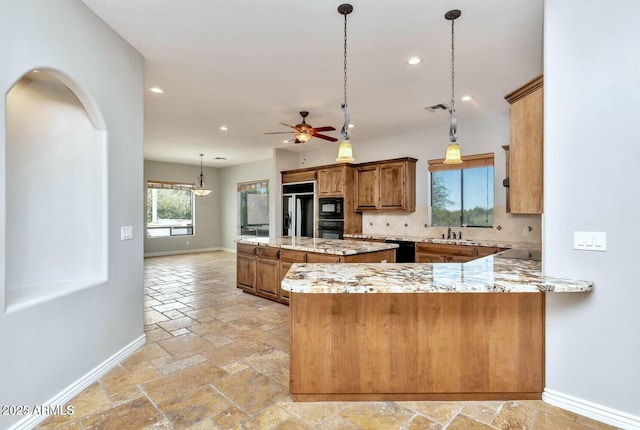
318, 197, 344, 220
317, 220, 344, 240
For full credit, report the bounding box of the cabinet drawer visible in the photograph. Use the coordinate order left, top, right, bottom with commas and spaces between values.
237, 243, 257, 256
306, 253, 342, 263
475, 246, 507, 258
416, 243, 475, 257
280, 249, 307, 263
257, 246, 280, 260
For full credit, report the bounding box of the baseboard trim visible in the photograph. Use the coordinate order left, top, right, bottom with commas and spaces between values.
9, 334, 146, 430
144, 247, 222, 257
543, 388, 640, 429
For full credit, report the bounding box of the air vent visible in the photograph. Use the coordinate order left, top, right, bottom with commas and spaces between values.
424, 103, 449, 113
214, 157, 227, 160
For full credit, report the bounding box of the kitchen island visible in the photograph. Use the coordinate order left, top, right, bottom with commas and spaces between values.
282, 248, 593, 401
236, 236, 397, 304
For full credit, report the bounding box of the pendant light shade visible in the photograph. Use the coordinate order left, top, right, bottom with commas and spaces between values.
193, 154, 212, 197
336, 141, 355, 163
444, 143, 462, 164
442, 9, 464, 165
336, 4, 355, 163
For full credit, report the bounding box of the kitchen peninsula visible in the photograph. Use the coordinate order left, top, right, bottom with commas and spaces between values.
236, 237, 397, 304
282, 248, 593, 402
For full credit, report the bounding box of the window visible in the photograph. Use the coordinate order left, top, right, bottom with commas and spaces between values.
147, 181, 194, 237
238, 180, 269, 236
428, 153, 494, 227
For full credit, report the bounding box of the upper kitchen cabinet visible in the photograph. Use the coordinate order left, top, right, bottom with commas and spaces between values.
317, 165, 347, 197
504, 75, 543, 214
282, 168, 316, 184
355, 158, 417, 212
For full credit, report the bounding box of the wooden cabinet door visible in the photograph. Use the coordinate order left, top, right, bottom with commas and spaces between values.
355, 166, 378, 210
415, 252, 443, 263
506, 75, 543, 214
279, 261, 293, 301
317, 167, 344, 196
256, 258, 279, 298
237, 254, 256, 292
378, 163, 405, 209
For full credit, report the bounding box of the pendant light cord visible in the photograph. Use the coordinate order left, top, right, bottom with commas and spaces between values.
449, 17, 458, 143
341, 10, 350, 141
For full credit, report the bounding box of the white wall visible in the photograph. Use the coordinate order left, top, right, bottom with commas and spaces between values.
543, 0, 640, 426
144, 160, 220, 255
0, 0, 144, 428
219, 158, 274, 251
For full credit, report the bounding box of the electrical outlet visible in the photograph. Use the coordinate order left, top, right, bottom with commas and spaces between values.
574, 231, 606, 251
522, 227, 529, 236
186, 240, 190, 246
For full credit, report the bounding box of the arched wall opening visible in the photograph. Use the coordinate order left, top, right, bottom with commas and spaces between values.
4, 69, 108, 312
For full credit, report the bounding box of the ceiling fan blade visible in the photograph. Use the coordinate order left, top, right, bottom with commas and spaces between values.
311, 126, 336, 132
280, 123, 300, 131
312, 133, 338, 142
265, 131, 295, 135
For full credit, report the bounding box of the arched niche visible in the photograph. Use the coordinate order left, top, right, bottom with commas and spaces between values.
4, 69, 108, 312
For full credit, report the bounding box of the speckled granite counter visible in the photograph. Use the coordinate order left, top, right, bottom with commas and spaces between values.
344, 233, 537, 250
236, 236, 398, 256
281, 248, 593, 294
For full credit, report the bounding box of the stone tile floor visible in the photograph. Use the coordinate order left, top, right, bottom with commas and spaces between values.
39, 251, 617, 430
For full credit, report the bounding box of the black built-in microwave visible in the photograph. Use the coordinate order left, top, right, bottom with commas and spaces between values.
318, 197, 344, 219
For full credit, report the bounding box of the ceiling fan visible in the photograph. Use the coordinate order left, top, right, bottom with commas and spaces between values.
265, 111, 337, 143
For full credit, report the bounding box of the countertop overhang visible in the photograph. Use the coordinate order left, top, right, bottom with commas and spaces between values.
281, 250, 593, 294
236, 236, 398, 256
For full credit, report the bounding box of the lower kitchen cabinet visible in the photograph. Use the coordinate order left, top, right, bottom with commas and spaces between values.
236, 243, 257, 293
415, 243, 507, 263
255, 246, 280, 299
237, 243, 396, 305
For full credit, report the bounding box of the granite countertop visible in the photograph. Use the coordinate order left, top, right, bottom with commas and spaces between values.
344, 233, 534, 250
236, 236, 398, 256
281, 249, 593, 294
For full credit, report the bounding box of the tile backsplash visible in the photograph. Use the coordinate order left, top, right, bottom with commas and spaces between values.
362, 205, 541, 244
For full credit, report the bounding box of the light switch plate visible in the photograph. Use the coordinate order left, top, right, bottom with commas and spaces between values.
574, 231, 606, 251
121, 226, 133, 240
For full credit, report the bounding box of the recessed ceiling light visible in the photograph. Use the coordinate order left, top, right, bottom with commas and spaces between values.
283, 140, 290, 144
149, 87, 164, 94
461, 95, 472, 101
219, 126, 228, 131
348, 124, 355, 129
407, 57, 421, 65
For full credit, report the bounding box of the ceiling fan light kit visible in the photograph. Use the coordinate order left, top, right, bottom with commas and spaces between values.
192, 153, 212, 197
443, 9, 464, 165
336, 3, 355, 163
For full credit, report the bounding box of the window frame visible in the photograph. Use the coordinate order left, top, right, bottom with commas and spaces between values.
428, 153, 495, 228
146, 180, 195, 238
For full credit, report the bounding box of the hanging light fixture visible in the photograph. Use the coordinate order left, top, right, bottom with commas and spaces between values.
192, 154, 212, 197
336, 3, 355, 163
443, 9, 463, 165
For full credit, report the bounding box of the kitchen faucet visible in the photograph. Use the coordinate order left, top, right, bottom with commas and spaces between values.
447, 227, 451, 239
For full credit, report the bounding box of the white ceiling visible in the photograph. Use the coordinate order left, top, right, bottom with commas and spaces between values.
80, 0, 543, 168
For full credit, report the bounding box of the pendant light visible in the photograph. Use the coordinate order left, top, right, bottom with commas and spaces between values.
336, 3, 355, 163
443, 9, 463, 165
192, 154, 212, 197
